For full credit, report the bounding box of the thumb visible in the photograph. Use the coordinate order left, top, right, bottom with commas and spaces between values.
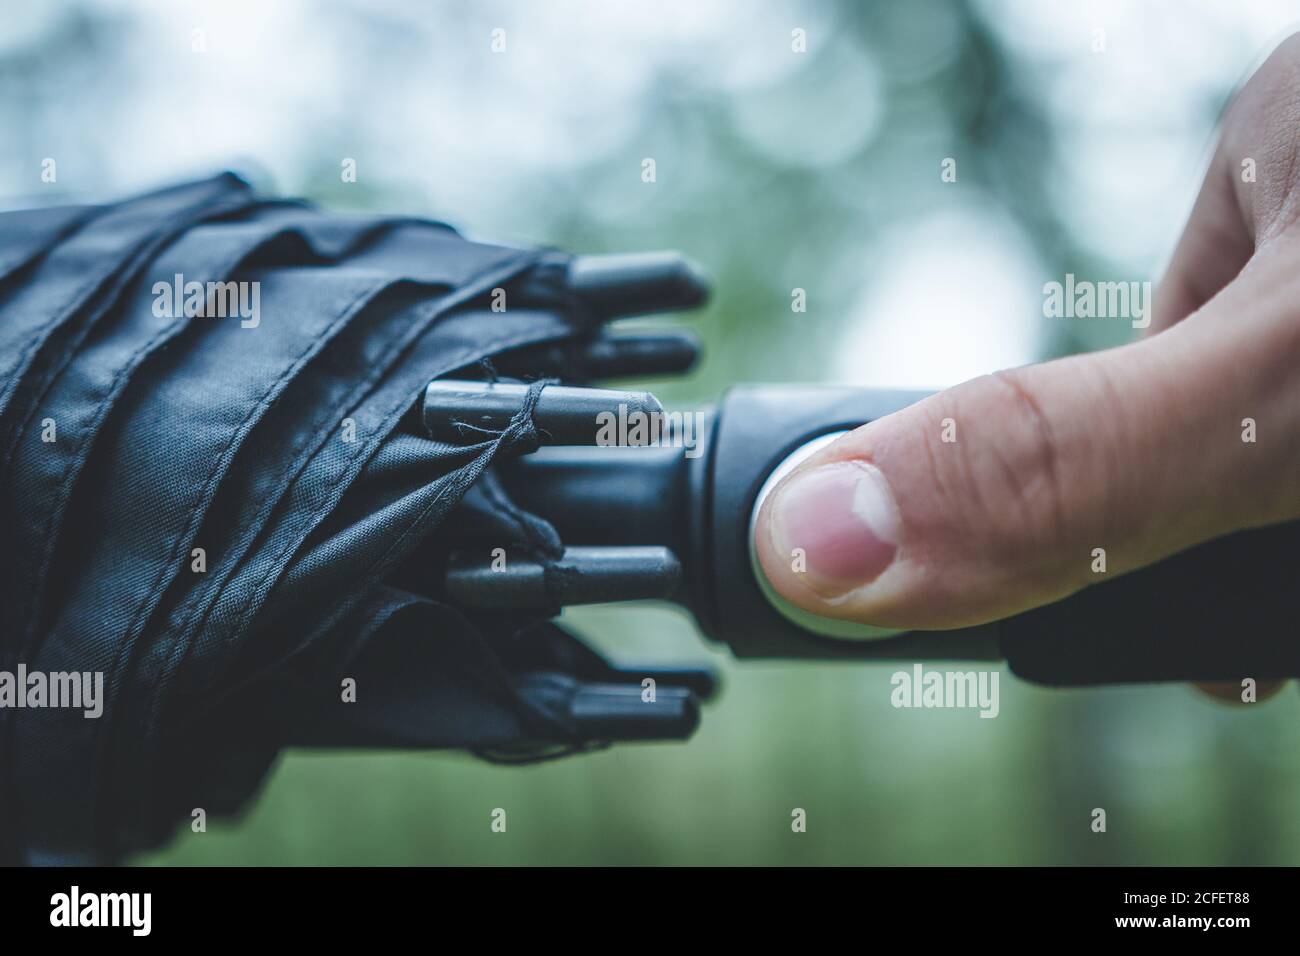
753, 254, 1300, 630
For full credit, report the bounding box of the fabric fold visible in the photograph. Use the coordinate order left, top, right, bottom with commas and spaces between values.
0, 176, 609, 863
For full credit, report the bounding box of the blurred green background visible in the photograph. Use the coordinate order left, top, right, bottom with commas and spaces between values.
4, 0, 1300, 864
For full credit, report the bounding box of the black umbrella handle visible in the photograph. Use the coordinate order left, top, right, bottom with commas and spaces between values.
703, 385, 1300, 683
996, 520, 1300, 685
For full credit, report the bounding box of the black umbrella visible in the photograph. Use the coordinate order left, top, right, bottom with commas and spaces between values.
0, 174, 711, 863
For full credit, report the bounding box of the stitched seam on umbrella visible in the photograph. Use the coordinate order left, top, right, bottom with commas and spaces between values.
0, 183, 245, 442
217, 256, 551, 651
89, 274, 394, 842
14, 237, 276, 663
93, 276, 392, 743
163, 286, 452, 664
177, 323, 573, 710
112, 219, 436, 659
0, 194, 257, 474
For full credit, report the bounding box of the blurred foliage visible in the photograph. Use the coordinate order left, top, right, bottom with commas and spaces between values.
3, 0, 1299, 864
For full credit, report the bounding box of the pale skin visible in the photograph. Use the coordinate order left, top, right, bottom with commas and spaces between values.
755, 34, 1300, 702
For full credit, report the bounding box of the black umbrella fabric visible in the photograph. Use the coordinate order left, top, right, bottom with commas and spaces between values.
0, 174, 702, 863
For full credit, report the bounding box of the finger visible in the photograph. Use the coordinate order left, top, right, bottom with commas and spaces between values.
1152, 32, 1300, 335
1150, 147, 1253, 335
753, 246, 1300, 630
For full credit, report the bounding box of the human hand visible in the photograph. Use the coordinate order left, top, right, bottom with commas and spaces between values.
753, 35, 1300, 703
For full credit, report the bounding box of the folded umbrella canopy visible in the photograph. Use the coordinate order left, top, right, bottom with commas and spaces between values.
0, 174, 711, 864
